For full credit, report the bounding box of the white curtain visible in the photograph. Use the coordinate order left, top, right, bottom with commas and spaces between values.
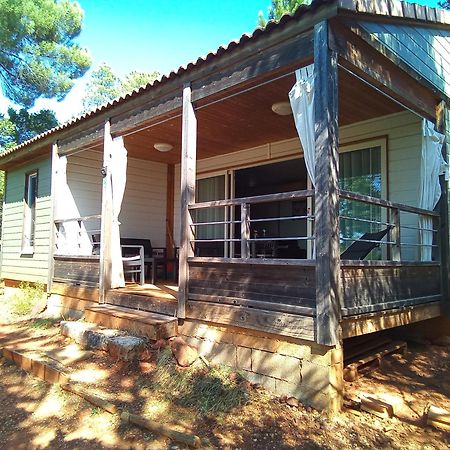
289, 64, 315, 185
109, 136, 128, 288
419, 119, 446, 261
54, 155, 92, 256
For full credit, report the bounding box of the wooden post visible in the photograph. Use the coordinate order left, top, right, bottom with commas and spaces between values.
178, 84, 197, 319
436, 101, 449, 314
47, 142, 59, 294
314, 21, 342, 346
99, 120, 114, 303
166, 164, 175, 260
241, 203, 250, 259
391, 208, 401, 262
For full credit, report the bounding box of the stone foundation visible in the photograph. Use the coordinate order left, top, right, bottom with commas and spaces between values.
179, 319, 343, 413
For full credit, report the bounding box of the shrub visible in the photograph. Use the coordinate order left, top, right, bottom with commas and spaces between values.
9, 281, 45, 316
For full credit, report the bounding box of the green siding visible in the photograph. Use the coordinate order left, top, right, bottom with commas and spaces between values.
355, 21, 450, 97
1, 157, 52, 283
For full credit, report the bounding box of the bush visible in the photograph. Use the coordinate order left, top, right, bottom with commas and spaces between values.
9, 281, 45, 316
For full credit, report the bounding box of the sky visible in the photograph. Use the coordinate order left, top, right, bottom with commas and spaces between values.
0, 0, 443, 123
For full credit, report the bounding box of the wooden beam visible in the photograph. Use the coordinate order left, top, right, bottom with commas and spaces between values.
99, 121, 114, 303
47, 142, 59, 293
436, 101, 449, 315
341, 302, 442, 339
314, 21, 342, 346
331, 20, 437, 120
178, 84, 197, 319
186, 300, 315, 341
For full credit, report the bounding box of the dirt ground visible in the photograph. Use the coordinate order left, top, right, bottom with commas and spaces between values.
0, 316, 449, 449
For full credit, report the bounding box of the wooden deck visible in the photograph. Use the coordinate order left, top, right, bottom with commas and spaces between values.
106, 283, 178, 316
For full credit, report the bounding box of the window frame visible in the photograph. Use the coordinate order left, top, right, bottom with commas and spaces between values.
21, 169, 38, 256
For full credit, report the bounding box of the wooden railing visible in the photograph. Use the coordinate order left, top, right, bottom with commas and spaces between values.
188, 189, 440, 263
339, 190, 440, 262
54, 214, 102, 256
189, 189, 315, 261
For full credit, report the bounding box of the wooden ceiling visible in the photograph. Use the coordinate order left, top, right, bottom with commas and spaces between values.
120, 68, 402, 164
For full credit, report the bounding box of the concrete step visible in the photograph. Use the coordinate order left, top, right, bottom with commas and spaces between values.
85, 305, 178, 340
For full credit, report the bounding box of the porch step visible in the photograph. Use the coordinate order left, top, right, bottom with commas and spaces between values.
85, 305, 178, 340
106, 289, 177, 316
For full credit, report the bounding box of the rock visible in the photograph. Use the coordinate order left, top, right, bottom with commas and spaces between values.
279, 394, 288, 403
60, 321, 98, 346
84, 328, 123, 351
139, 361, 154, 374
151, 339, 167, 350
286, 397, 300, 408
139, 349, 152, 361
433, 336, 450, 347
107, 336, 147, 361
169, 336, 198, 367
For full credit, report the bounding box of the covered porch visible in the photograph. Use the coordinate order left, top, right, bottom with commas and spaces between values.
49, 16, 448, 349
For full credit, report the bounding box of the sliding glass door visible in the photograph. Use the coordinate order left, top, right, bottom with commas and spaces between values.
339, 140, 386, 259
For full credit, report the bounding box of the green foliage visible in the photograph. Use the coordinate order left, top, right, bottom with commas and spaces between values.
9, 281, 45, 316
149, 348, 248, 415
0, 107, 59, 147
30, 317, 59, 329
257, 0, 308, 28
82, 63, 160, 112
0, 0, 91, 108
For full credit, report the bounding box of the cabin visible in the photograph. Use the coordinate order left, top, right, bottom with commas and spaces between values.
1, 0, 450, 412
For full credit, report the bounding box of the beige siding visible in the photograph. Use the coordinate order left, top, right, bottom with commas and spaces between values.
1, 157, 52, 283
66, 151, 168, 248
174, 111, 422, 258
66, 150, 103, 218
120, 158, 167, 247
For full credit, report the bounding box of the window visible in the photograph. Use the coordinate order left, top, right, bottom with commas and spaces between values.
22, 171, 38, 254
339, 140, 387, 258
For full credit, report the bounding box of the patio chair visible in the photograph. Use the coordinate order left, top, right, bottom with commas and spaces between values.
121, 244, 145, 285
340, 226, 393, 260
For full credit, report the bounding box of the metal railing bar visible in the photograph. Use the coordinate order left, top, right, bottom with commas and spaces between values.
54, 214, 101, 224
399, 224, 437, 232
189, 189, 314, 209
339, 190, 439, 217
249, 214, 314, 223
340, 237, 395, 245
191, 220, 240, 226
190, 238, 240, 243
248, 236, 315, 241
339, 215, 392, 227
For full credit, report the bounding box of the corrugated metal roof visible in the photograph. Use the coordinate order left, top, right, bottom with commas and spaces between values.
1, 0, 449, 162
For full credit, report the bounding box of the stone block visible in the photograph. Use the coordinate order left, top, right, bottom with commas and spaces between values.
107, 336, 147, 361
241, 370, 276, 392
236, 346, 252, 371
60, 321, 97, 346
301, 360, 332, 389
207, 342, 237, 367
84, 328, 123, 351
274, 379, 304, 399
252, 349, 301, 383
310, 346, 343, 367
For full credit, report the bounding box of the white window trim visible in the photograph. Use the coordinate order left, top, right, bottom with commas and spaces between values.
339, 137, 388, 200
21, 170, 38, 256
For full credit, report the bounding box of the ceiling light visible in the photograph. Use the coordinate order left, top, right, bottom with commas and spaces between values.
154, 142, 173, 152
271, 101, 292, 116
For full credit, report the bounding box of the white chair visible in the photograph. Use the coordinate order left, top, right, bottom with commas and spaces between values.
121, 244, 145, 285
